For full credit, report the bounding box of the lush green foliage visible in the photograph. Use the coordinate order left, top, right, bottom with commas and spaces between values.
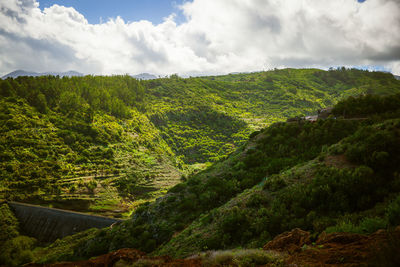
333, 93, 400, 118
0, 203, 37, 266
2, 69, 400, 262
154, 95, 400, 257
145, 68, 400, 163
0, 203, 20, 244
32, 228, 99, 263
71, 98, 397, 258
0, 76, 180, 215
3, 68, 399, 211
65, 92, 400, 260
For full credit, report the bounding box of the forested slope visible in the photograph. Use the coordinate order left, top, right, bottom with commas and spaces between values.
152, 93, 400, 257
0, 75, 178, 216
31, 93, 400, 263
0, 68, 399, 217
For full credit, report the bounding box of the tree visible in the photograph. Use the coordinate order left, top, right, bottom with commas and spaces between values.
31, 93, 48, 113
0, 80, 13, 97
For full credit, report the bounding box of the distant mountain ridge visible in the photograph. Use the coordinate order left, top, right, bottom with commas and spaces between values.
2, 70, 158, 80
2, 70, 83, 79
394, 75, 400, 80
131, 73, 157, 80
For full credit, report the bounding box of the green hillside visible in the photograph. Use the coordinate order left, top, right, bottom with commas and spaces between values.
0, 75, 179, 216
144, 68, 400, 163
0, 68, 399, 219
29, 92, 400, 264
156, 93, 400, 257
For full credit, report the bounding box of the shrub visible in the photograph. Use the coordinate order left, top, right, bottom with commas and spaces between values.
263, 174, 287, 191
246, 192, 268, 208
359, 217, 387, 233
69, 184, 76, 193
386, 196, 400, 226
0, 236, 36, 266
0, 204, 19, 242
325, 220, 360, 234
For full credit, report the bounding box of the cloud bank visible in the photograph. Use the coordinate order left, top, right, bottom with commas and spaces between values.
0, 0, 399, 76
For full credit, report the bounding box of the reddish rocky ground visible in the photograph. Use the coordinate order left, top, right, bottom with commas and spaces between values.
27, 227, 400, 266
264, 227, 400, 266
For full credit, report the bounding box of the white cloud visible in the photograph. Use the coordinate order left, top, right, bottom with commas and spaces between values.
0, 0, 399, 76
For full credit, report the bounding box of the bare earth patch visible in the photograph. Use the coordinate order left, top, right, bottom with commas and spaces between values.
324, 154, 357, 169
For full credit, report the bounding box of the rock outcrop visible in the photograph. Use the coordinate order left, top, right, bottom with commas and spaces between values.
265, 227, 400, 266
263, 228, 311, 254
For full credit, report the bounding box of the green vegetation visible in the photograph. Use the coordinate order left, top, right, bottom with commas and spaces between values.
0, 75, 180, 216
49, 92, 399, 261
145, 68, 400, 162
32, 228, 99, 264
0, 203, 37, 266
154, 94, 400, 257
2, 68, 400, 263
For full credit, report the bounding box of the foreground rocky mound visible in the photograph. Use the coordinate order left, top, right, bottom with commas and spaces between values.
264, 227, 400, 266
26, 227, 400, 266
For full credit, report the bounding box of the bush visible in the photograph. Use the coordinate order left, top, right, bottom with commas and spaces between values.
220, 206, 249, 244
359, 217, 387, 233
263, 174, 286, 191
0, 236, 36, 266
325, 217, 387, 235
325, 220, 360, 234
386, 196, 400, 226
0, 204, 20, 242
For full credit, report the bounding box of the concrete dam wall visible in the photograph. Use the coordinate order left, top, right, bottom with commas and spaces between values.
8, 201, 122, 243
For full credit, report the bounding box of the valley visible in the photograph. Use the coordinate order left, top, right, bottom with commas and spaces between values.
1, 68, 400, 266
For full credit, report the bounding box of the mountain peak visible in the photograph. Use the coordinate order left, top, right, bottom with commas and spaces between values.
131, 73, 157, 80
2, 70, 83, 79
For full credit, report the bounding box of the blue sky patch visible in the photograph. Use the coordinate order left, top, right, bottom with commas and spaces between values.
38, 0, 188, 24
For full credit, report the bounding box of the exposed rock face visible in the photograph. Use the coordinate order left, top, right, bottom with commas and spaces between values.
263, 228, 311, 254
265, 227, 400, 266
8, 202, 121, 242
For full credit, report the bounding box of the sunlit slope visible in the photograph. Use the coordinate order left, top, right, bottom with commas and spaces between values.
1, 69, 399, 217
66, 93, 400, 260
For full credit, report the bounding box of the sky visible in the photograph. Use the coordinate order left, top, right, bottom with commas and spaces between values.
36, 0, 188, 25
0, 0, 399, 76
